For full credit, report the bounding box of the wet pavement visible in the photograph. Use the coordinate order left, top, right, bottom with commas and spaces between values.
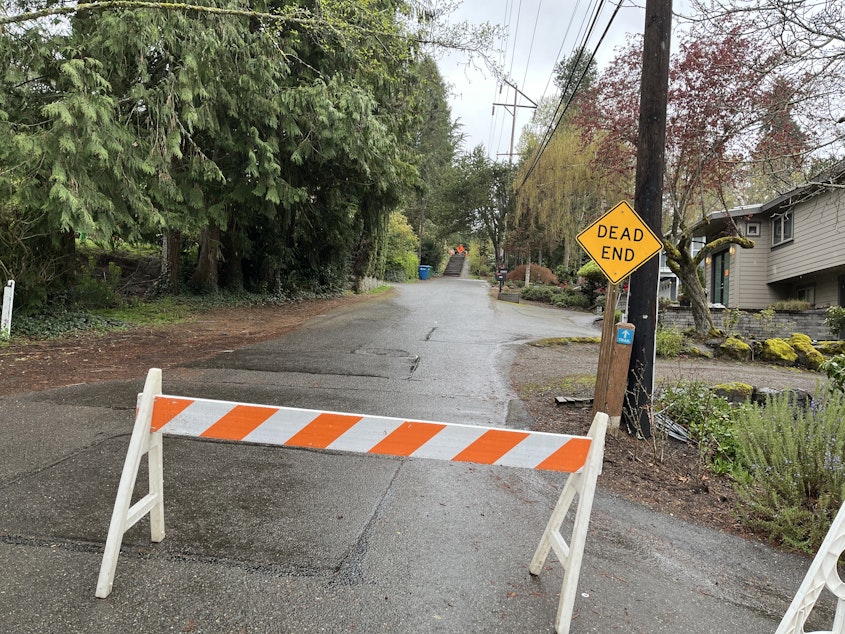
0, 278, 828, 633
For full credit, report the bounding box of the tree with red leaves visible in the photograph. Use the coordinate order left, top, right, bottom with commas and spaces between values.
575, 17, 811, 334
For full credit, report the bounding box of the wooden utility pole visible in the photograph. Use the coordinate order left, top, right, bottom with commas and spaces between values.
493, 80, 537, 164
624, 0, 672, 438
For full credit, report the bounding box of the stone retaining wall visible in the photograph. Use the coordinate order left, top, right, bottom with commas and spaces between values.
659, 306, 832, 340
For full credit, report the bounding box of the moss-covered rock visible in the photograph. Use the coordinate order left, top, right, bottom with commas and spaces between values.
787, 333, 825, 370
719, 336, 752, 361
759, 338, 799, 366
686, 343, 714, 359
816, 340, 845, 356
712, 382, 754, 403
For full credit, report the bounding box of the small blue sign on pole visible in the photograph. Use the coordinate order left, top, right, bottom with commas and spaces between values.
616, 327, 634, 346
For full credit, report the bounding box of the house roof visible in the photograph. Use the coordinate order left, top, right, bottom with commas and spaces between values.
689, 204, 763, 238
761, 159, 845, 214
688, 159, 845, 237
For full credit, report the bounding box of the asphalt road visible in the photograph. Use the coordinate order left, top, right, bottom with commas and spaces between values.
0, 278, 829, 633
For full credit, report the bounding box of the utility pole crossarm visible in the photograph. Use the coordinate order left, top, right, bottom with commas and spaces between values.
492, 80, 537, 164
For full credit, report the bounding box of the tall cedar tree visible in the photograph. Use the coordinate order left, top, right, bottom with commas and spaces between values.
0, 0, 455, 304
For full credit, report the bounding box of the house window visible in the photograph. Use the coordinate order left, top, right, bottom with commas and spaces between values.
745, 222, 761, 237
796, 285, 815, 305
772, 212, 793, 246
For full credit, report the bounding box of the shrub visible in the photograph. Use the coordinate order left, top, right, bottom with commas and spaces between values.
825, 306, 845, 338
554, 291, 590, 309
576, 260, 606, 306
655, 381, 740, 474
74, 259, 122, 309
468, 239, 493, 277
733, 391, 845, 553
768, 299, 811, 311
383, 212, 419, 282
553, 265, 578, 286
820, 354, 845, 394
519, 284, 590, 309
506, 264, 558, 285
576, 259, 605, 284
419, 236, 443, 271
656, 326, 685, 358
520, 285, 556, 303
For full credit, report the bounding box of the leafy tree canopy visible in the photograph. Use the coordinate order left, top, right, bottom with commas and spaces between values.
0, 0, 499, 306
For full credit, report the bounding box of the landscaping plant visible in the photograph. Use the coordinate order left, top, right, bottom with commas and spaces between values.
820, 354, 845, 394
655, 326, 685, 358
825, 306, 845, 339
655, 381, 741, 474
733, 391, 845, 553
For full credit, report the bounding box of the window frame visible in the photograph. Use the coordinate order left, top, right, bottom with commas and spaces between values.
772, 211, 793, 247
796, 285, 815, 306
745, 221, 761, 238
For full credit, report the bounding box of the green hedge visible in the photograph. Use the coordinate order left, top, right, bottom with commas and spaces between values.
520, 284, 590, 309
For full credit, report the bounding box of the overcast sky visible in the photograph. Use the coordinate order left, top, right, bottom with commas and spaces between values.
435, 0, 653, 159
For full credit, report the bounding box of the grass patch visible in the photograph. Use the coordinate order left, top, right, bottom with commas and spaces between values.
12, 289, 350, 340
94, 296, 194, 326
517, 374, 596, 399
530, 337, 601, 347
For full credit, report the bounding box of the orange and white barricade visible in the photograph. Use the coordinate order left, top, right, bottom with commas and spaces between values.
97, 368, 608, 634
776, 500, 845, 634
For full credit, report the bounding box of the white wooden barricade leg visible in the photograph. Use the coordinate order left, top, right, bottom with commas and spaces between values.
95, 368, 165, 599
529, 411, 609, 634
776, 500, 845, 634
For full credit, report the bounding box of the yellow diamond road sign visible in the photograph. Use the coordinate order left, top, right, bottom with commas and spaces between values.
576, 200, 663, 284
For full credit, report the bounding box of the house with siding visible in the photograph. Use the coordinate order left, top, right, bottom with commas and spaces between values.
693, 163, 845, 309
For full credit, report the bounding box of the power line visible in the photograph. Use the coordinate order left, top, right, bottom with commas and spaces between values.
516, 0, 624, 191
487, 0, 517, 155
539, 0, 595, 102
519, 0, 544, 90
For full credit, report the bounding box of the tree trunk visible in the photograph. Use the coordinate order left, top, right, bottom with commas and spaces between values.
191, 224, 220, 293
160, 229, 181, 293
57, 229, 77, 288
220, 222, 243, 292
677, 263, 714, 335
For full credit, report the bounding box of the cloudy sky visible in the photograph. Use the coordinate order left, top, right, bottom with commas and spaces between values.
435, 0, 654, 159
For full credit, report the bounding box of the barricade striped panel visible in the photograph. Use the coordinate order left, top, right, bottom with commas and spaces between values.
150, 395, 591, 473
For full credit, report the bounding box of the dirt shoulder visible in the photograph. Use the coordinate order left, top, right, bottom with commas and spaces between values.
0, 293, 378, 397
511, 340, 823, 538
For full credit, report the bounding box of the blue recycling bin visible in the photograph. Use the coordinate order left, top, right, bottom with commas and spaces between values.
418, 265, 431, 280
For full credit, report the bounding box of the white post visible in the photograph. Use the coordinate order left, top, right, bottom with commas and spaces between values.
1, 280, 14, 340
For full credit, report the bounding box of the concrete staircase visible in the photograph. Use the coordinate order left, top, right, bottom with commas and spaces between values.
443, 254, 465, 277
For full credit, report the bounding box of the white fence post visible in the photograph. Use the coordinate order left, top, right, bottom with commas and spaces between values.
1, 280, 14, 340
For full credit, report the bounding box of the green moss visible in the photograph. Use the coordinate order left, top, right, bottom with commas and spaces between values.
686, 346, 714, 359
787, 333, 813, 347
530, 337, 601, 347
719, 336, 752, 362
712, 382, 754, 403
759, 338, 799, 365
816, 340, 845, 356
787, 334, 825, 371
